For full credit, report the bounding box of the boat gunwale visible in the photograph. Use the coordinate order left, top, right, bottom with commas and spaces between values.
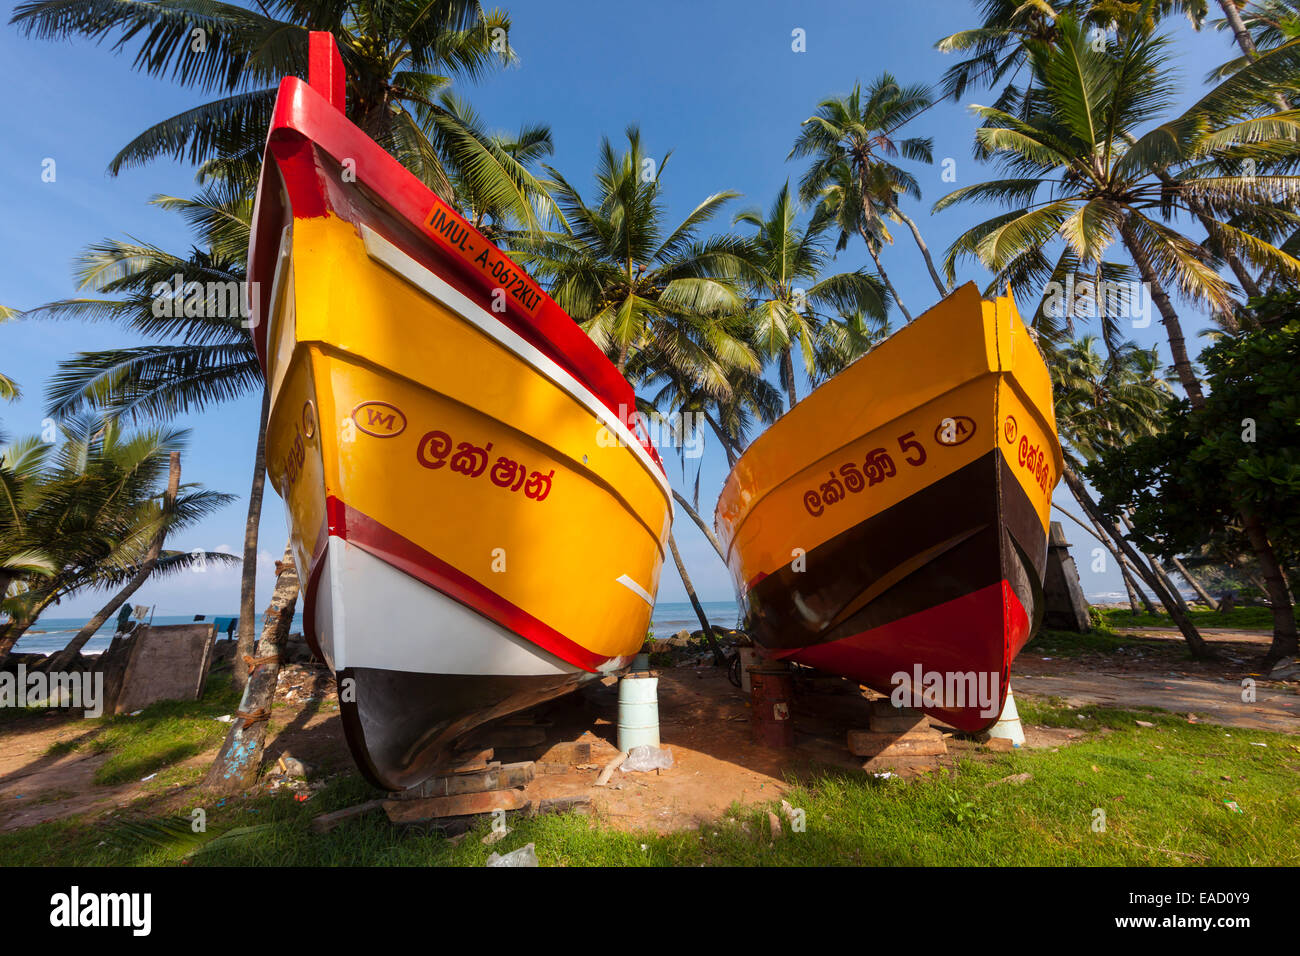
247, 72, 667, 476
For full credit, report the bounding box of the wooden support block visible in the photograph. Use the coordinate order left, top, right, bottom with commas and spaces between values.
311, 800, 383, 833
869, 713, 932, 734
847, 730, 948, 758
402, 761, 534, 799
383, 789, 529, 824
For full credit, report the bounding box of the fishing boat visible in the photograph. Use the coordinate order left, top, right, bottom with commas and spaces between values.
248, 33, 672, 791
714, 284, 1062, 732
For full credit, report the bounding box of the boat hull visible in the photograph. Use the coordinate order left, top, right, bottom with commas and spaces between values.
250, 63, 670, 790
714, 285, 1061, 732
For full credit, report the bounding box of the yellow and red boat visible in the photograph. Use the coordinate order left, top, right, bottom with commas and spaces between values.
248, 34, 671, 790
714, 284, 1062, 732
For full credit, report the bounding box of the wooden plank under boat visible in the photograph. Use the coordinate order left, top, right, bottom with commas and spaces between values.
714, 284, 1063, 732
247, 34, 672, 791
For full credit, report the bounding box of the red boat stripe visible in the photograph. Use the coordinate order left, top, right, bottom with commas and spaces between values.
323, 495, 606, 673
773, 579, 1030, 733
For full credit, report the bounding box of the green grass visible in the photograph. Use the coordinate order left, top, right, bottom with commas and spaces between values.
1095, 605, 1277, 632
3, 701, 1297, 867
41, 676, 241, 787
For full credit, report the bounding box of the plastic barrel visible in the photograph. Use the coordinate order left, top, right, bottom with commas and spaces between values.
617, 674, 660, 751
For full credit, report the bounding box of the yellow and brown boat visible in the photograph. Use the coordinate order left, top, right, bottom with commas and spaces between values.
248, 34, 671, 790
714, 284, 1062, 732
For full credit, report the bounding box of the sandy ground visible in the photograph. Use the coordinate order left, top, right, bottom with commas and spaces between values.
1014, 627, 1300, 732
1, 627, 1295, 836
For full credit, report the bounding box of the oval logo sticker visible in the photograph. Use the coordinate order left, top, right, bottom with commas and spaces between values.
934, 415, 976, 447
352, 401, 407, 438
1004, 415, 1018, 444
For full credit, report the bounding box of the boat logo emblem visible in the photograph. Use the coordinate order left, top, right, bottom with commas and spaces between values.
934, 415, 976, 447
351, 400, 407, 438
1004, 415, 1018, 444
301, 400, 316, 439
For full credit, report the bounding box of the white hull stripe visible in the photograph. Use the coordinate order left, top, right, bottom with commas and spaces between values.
360, 224, 673, 503
615, 573, 655, 606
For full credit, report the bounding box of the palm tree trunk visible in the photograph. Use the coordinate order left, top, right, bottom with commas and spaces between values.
204, 543, 299, 792
779, 346, 798, 410
1117, 510, 1193, 615
702, 411, 739, 467
234, 387, 270, 690
1169, 556, 1219, 611
47, 452, 182, 672
1063, 465, 1212, 657
1058, 498, 1157, 613
860, 229, 913, 323
1218, 0, 1258, 56
671, 490, 727, 563
666, 530, 724, 665
1117, 216, 1205, 404
1239, 509, 1299, 663
1120, 216, 1295, 658
886, 198, 949, 297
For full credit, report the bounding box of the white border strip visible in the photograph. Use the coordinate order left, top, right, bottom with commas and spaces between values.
360, 224, 672, 502
615, 573, 654, 606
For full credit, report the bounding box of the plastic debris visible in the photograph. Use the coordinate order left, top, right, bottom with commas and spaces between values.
215, 715, 233, 723
621, 745, 674, 773
140, 773, 156, 782
486, 842, 538, 867
1224, 800, 1243, 813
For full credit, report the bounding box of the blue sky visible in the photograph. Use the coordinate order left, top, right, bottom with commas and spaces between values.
0, 0, 1243, 618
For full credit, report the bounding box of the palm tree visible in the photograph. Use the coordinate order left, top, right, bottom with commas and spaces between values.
935, 1, 1209, 110
25, 182, 270, 685
10, 1, 555, 225
515, 127, 756, 393
1048, 334, 1214, 654
0, 419, 234, 663
790, 75, 949, 315
45, 449, 182, 672
730, 183, 889, 409
0, 437, 58, 607
936, 16, 1300, 651
935, 15, 1300, 404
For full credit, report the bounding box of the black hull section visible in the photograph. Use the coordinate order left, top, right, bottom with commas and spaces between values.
338, 667, 584, 791
744, 451, 1048, 656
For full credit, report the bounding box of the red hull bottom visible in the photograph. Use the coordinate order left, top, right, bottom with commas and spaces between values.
772, 580, 1031, 733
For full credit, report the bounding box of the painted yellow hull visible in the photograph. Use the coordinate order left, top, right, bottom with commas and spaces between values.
714, 284, 1062, 731
250, 55, 671, 788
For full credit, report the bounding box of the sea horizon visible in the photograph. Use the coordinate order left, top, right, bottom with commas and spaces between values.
8, 589, 1190, 658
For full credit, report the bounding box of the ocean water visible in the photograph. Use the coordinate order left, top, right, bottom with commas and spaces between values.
12, 600, 744, 657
